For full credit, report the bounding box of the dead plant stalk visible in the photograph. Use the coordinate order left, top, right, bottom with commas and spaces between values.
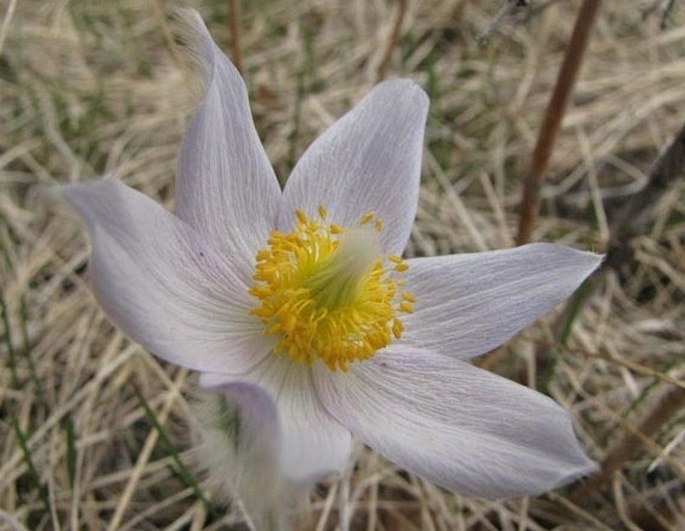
515, 0, 602, 245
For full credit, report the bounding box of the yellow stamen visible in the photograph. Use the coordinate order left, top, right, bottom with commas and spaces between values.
398, 301, 414, 314
392, 318, 404, 339
360, 212, 375, 225
295, 209, 307, 224
249, 208, 414, 371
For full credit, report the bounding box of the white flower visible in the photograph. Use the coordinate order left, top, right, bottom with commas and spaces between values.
64, 10, 601, 503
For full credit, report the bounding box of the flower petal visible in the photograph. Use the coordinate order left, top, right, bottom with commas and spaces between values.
175, 10, 280, 282
63, 179, 273, 374
199, 355, 352, 484
193, 382, 297, 530
316, 347, 597, 499
278, 80, 429, 255
401, 243, 603, 359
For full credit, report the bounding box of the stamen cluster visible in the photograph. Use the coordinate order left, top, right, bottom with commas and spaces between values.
249, 207, 414, 371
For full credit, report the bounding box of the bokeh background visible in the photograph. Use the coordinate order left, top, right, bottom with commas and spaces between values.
1, 0, 684, 529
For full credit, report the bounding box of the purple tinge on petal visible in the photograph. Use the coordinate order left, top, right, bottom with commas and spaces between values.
400, 243, 603, 360
63, 179, 273, 375
175, 9, 281, 284
199, 355, 352, 485
278, 79, 429, 256
316, 347, 597, 500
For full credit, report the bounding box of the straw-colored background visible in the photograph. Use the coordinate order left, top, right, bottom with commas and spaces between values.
1, 0, 684, 529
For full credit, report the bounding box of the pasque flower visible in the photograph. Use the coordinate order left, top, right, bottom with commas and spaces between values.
65, 10, 601, 503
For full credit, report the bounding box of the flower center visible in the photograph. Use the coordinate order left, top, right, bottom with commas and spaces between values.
249, 206, 414, 371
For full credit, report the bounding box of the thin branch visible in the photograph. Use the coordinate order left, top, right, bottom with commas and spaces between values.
376, 0, 408, 82
228, 0, 243, 74
515, 0, 601, 245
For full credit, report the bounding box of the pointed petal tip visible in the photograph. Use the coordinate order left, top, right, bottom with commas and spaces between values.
569, 456, 600, 479
169, 6, 204, 27
373, 78, 429, 111
61, 178, 122, 229
485, 455, 599, 500
169, 7, 212, 50
526, 241, 604, 259
42, 181, 71, 206
525, 241, 605, 278
544, 455, 599, 498
169, 7, 238, 90
172, 8, 280, 266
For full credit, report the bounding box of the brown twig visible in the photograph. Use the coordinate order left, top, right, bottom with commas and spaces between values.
376, 0, 408, 82
228, 0, 243, 74
606, 120, 685, 273
515, 0, 601, 246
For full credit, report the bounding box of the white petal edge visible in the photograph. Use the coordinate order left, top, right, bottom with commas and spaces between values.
199, 355, 352, 484
278, 80, 428, 255
400, 243, 603, 359
63, 179, 273, 374
175, 9, 281, 283
316, 347, 598, 499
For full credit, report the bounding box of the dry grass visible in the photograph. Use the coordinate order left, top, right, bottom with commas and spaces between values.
1, 0, 684, 529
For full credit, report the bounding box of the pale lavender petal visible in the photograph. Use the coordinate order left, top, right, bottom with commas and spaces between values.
278, 80, 428, 255
193, 383, 296, 531
316, 347, 597, 499
401, 243, 603, 359
63, 179, 273, 374
176, 10, 280, 283
199, 355, 352, 484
